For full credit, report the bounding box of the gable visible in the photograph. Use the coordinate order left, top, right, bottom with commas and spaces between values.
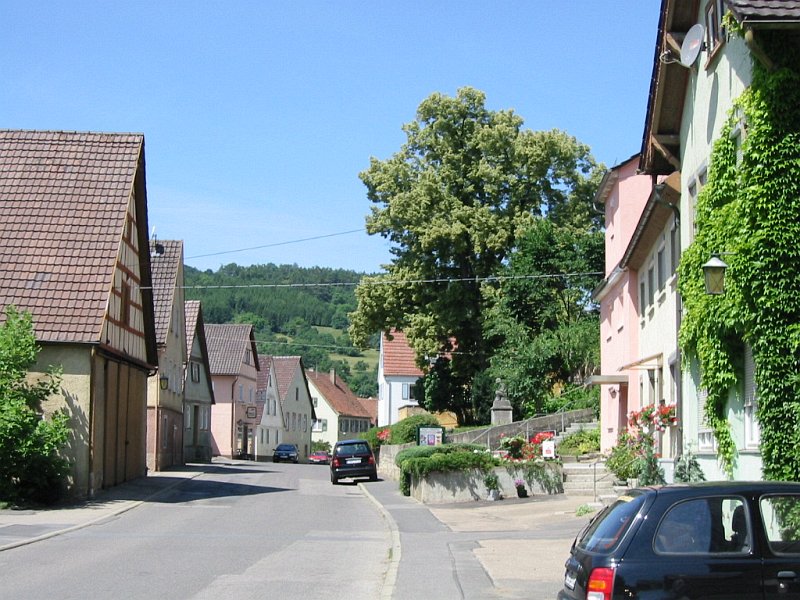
205, 323, 258, 375
382, 330, 424, 378
150, 240, 184, 346
0, 130, 156, 363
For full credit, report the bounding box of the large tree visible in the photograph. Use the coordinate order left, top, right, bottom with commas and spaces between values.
349, 87, 601, 423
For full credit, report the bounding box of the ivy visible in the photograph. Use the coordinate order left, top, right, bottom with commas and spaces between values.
678, 34, 800, 480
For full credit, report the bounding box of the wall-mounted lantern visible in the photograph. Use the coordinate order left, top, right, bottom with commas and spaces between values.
159, 373, 169, 391
702, 254, 729, 295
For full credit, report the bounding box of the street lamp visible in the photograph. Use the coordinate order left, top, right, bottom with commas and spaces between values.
702, 254, 729, 295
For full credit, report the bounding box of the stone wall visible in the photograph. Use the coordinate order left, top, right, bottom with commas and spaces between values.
410, 463, 563, 504
446, 408, 594, 450
376, 442, 414, 481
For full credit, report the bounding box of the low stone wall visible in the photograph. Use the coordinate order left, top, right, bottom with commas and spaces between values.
446, 408, 595, 450
410, 463, 563, 504
376, 442, 414, 481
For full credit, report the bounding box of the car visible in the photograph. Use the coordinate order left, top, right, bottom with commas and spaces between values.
308, 451, 330, 464
558, 481, 800, 600
272, 443, 299, 463
330, 439, 377, 484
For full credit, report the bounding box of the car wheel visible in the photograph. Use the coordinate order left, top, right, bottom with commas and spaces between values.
331, 473, 338, 485
293, 458, 298, 464
369, 473, 378, 481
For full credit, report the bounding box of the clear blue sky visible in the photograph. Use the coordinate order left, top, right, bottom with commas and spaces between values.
1, 1, 661, 274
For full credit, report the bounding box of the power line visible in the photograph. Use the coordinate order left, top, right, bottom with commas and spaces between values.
184, 229, 366, 260
141, 271, 603, 291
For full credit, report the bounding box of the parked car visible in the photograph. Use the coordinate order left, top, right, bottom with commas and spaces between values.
558, 481, 800, 600
308, 451, 330, 464
272, 443, 299, 463
330, 439, 377, 484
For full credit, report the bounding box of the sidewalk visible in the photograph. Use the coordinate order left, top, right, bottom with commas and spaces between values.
0, 466, 204, 552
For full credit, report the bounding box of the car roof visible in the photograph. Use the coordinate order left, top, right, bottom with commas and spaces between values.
335, 439, 368, 446
636, 481, 800, 498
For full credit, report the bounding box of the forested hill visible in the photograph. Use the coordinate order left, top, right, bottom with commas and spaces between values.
184, 263, 380, 396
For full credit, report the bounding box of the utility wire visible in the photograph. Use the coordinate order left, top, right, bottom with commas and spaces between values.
184, 229, 366, 260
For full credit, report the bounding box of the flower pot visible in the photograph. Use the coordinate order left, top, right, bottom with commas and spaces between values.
487, 489, 502, 501
516, 487, 528, 498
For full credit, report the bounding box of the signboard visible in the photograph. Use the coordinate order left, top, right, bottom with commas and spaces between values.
246, 406, 257, 419
541, 440, 556, 459
417, 426, 445, 446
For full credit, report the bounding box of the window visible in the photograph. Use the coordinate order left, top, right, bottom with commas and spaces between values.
744, 345, 760, 449
402, 383, 415, 400
238, 384, 243, 402
303, 415, 307, 432
185, 408, 191, 429
161, 415, 168, 449
657, 245, 666, 290
291, 413, 296, 431
295, 388, 298, 401
639, 280, 646, 314
705, 0, 726, 57
341, 419, 348, 433
244, 349, 251, 365
698, 387, 717, 452
760, 495, 800, 555
647, 266, 655, 307
190, 362, 200, 382
249, 388, 253, 403
312, 397, 318, 408
670, 221, 680, 275
655, 497, 748, 554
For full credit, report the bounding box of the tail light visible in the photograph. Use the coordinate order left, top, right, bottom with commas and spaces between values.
586, 567, 615, 600
332, 457, 341, 468
367, 455, 375, 465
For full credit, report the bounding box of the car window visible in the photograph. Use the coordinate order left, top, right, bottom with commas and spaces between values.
760, 494, 800, 555
576, 492, 646, 554
336, 443, 369, 455
654, 496, 749, 554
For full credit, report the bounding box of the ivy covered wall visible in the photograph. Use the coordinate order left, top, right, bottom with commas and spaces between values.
678, 30, 800, 479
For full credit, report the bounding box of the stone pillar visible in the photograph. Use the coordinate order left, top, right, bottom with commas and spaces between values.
491, 379, 512, 425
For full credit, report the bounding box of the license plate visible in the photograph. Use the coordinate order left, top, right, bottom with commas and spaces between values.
346, 458, 361, 464
564, 572, 576, 590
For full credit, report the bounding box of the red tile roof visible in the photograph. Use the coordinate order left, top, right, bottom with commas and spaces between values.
382, 330, 424, 377
205, 323, 258, 375
356, 396, 378, 426
257, 355, 272, 392
307, 369, 370, 418
150, 240, 183, 345
0, 129, 153, 347
272, 356, 302, 401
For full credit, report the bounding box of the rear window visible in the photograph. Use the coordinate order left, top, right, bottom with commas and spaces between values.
760, 494, 800, 555
576, 492, 646, 554
336, 443, 370, 456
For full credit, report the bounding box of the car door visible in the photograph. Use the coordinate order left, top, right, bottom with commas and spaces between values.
759, 494, 800, 599
625, 495, 763, 599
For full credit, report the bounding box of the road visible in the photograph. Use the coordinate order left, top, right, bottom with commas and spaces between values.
0, 461, 390, 600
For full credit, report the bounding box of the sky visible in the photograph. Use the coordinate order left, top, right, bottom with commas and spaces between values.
1, 1, 661, 274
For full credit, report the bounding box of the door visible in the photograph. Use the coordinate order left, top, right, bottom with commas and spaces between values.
760, 494, 800, 599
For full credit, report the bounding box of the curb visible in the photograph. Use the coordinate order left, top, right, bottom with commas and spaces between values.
0, 471, 204, 553
358, 482, 402, 600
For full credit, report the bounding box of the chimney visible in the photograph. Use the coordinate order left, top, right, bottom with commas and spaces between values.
330, 369, 336, 385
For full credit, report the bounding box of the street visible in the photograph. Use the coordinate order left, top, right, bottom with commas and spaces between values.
0, 461, 592, 599
0, 462, 389, 600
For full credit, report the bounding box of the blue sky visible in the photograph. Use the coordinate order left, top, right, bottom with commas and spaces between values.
2, 1, 661, 274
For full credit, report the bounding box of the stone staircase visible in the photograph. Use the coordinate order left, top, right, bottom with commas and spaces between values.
556, 420, 619, 503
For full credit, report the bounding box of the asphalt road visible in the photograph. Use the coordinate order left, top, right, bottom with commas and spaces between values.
0, 461, 390, 600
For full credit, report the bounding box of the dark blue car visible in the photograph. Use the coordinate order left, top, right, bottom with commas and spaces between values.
272, 443, 299, 463
559, 481, 800, 599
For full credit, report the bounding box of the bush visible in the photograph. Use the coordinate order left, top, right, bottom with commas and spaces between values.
396, 443, 496, 496
557, 427, 600, 456
674, 448, 706, 483
605, 433, 640, 481
389, 413, 441, 444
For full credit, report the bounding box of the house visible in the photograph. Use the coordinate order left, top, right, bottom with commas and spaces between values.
254, 355, 282, 458
307, 369, 373, 447
205, 323, 260, 458
377, 330, 423, 426
146, 239, 187, 471
183, 301, 215, 462
639, 0, 800, 479
589, 155, 652, 453
0, 129, 157, 497
256, 356, 314, 461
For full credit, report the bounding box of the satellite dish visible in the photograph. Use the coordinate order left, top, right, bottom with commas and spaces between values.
680, 23, 706, 67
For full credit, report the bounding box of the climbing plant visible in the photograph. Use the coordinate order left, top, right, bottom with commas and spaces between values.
678, 33, 800, 479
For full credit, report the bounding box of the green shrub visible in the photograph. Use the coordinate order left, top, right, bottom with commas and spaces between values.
673, 448, 706, 483
389, 413, 441, 444
557, 427, 600, 456
397, 443, 496, 496
605, 433, 640, 481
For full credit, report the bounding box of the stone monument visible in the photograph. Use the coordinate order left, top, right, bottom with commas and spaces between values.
491, 378, 513, 425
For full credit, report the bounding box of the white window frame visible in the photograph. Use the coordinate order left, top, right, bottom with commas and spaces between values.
744, 345, 760, 449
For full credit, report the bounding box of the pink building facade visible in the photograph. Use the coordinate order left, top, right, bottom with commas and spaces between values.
590, 155, 652, 453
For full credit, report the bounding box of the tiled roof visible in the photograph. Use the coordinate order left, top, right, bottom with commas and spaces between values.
356, 396, 378, 425
150, 240, 183, 345
382, 330, 424, 377
257, 355, 272, 392
0, 129, 149, 344
726, 0, 800, 22
205, 323, 257, 375
307, 369, 370, 418
272, 356, 302, 401
184, 300, 201, 357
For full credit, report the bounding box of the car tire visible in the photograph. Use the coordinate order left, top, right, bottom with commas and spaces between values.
369, 473, 378, 481
331, 473, 338, 485
293, 458, 298, 464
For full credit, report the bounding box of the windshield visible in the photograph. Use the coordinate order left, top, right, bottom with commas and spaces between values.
576, 492, 647, 554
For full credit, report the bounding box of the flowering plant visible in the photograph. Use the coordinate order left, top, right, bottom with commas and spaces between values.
628, 404, 677, 434
376, 428, 390, 442
514, 479, 525, 489
499, 434, 526, 460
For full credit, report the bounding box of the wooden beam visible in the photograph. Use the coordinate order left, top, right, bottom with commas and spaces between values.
650, 134, 681, 170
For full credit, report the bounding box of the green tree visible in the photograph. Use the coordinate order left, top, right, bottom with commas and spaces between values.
349, 87, 601, 423
0, 306, 70, 505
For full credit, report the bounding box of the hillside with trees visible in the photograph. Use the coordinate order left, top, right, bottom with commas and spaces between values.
184, 263, 379, 397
